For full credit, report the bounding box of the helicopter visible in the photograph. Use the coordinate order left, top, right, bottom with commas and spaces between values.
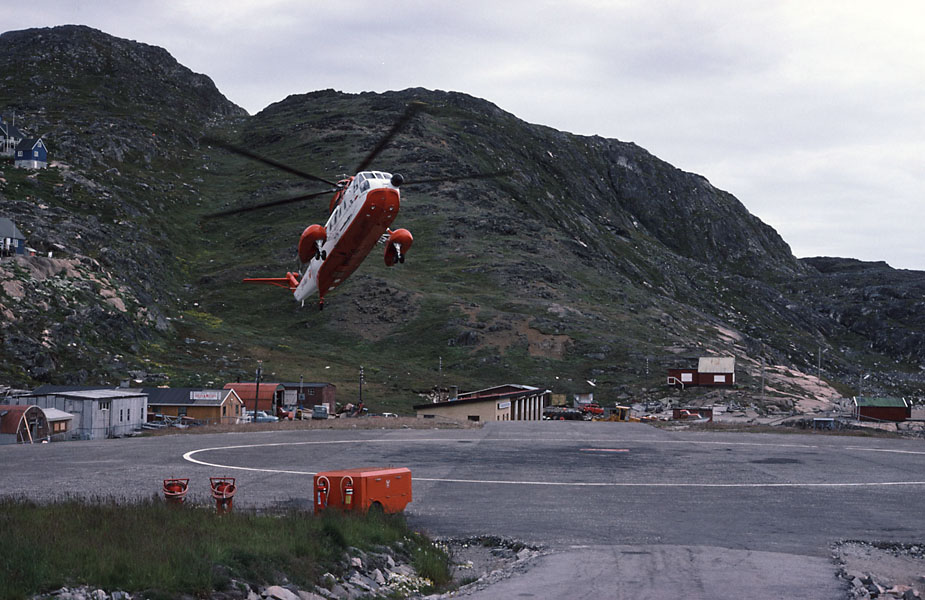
204, 102, 507, 310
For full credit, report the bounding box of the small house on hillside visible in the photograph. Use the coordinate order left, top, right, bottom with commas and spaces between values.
14, 137, 47, 169
0, 116, 24, 157
668, 356, 736, 388
145, 388, 245, 425
853, 397, 910, 422
0, 217, 26, 257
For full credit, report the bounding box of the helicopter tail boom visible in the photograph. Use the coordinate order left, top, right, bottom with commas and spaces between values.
243, 272, 300, 291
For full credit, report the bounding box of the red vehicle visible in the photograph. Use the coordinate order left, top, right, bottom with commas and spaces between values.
581, 403, 604, 416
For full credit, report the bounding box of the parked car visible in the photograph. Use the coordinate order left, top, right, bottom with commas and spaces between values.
311, 405, 330, 420
382, 412, 398, 418
254, 411, 279, 423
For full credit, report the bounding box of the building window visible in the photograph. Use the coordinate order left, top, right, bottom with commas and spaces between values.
120, 409, 124, 422
178, 406, 187, 417
127, 408, 130, 421
99, 401, 111, 411
422, 414, 435, 419
222, 405, 227, 416
468, 415, 480, 422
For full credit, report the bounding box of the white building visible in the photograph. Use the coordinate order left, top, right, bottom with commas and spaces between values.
17, 389, 147, 440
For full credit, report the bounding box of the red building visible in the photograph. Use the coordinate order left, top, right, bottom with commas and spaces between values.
223, 382, 285, 413
853, 397, 910, 422
668, 357, 735, 388
278, 381, 337, 412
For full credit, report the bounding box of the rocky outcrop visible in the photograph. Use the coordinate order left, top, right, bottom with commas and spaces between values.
1, 26, 922, 402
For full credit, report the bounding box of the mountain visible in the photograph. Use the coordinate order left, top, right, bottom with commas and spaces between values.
1, 26, 922, 411
0, 25, 245, 382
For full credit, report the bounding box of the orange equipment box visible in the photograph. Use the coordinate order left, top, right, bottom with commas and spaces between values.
313, 467, 412, 514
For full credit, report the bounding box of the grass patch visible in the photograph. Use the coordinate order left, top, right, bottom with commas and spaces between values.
0, 497, 441, 600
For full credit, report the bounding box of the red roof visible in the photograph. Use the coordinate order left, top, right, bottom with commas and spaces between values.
0, 405, 38, 435
223, 383, 283, 403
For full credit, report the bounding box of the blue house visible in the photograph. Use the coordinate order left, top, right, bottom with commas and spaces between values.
0, 217, 26, 256
14, 137, 47, 169
0, 115, 23, 158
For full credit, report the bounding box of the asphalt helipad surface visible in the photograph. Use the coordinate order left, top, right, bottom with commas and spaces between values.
3, 421, 924, 599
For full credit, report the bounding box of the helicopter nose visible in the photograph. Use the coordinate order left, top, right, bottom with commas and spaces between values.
390, 173, 404, 187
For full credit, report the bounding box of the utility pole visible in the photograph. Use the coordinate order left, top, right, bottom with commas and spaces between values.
253, 363, 262, 423
760, 357, 765, 401
359, 366, 364, 406
817, 345, 828, 380
298, 374, 304, 411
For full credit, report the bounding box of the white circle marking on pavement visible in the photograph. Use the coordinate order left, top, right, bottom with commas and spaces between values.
182, 437, 925, 488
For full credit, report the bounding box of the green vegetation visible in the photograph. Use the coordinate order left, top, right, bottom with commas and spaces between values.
0, 497, 450, 600
3, 27, 923, 409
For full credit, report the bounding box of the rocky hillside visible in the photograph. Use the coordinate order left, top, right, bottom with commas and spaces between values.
1, 26, 922, 408
0, 25, 244, 383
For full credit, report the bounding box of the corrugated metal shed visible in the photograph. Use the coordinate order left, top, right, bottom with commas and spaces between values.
0, 404, 50, 443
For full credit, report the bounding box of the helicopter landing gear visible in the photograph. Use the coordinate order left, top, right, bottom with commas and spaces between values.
313, 240, 327, 261
318, 299, 325, 311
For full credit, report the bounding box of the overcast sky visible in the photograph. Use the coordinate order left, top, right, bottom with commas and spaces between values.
7, 1, 924, 270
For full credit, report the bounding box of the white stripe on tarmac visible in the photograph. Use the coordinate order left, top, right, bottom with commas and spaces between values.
182, 437, 925, 488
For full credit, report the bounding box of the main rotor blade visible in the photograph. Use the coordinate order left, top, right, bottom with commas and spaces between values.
402, 170, 514, 187
354, 101, 426, 173
204, 188, 337, 218
202, 136, 339, 187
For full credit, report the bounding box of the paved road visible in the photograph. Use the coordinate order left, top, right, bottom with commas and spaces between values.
3, 422, 924, 598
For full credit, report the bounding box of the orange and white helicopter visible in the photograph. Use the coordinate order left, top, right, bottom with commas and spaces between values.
205, 103, 506, 310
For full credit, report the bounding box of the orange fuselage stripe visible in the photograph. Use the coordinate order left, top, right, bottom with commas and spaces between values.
315, 187, 400, 298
